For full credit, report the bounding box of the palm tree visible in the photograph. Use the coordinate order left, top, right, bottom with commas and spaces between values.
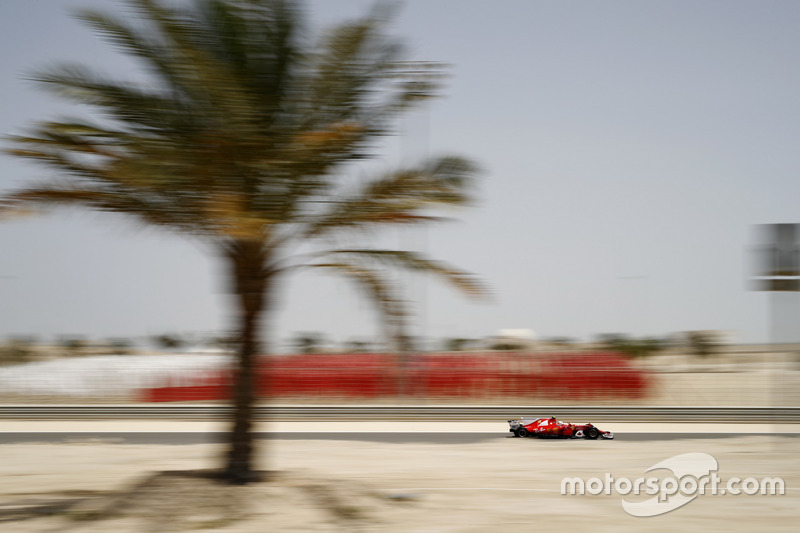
1, 0, 484, 483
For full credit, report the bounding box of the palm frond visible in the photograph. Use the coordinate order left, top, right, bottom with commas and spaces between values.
304, 156, 477, 237
30, 65, 199, 137
73, 5, 180, 88
316, 249, 489, 300
309, 260, 406, 348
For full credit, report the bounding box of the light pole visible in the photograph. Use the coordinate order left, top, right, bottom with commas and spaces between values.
749, 223, 800, 442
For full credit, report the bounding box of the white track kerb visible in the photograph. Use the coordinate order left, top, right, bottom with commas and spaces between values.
560, 453, 786, 517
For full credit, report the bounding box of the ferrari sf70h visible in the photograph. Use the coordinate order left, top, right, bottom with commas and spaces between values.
508, 416, 614, 439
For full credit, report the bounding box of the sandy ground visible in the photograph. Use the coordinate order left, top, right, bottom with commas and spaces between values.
0, 430, 798, 532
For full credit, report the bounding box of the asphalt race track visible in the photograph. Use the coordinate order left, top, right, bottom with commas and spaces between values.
1, 431, 797, 445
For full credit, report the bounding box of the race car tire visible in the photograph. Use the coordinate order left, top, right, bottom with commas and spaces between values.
585, 427, 599, 440
516, 428, 528, 438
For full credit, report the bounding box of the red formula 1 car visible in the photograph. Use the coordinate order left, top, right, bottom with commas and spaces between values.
508, 416, 614, 439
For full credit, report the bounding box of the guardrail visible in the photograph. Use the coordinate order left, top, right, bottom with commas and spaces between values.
1, 406, 799, 423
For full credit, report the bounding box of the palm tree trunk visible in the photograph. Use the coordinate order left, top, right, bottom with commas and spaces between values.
224, 239, 268, 484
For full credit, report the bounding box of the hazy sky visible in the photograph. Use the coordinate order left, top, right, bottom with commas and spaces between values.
1, 0, 799, 349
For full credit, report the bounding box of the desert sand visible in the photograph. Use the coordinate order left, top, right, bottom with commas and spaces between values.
0, 431, 798, 532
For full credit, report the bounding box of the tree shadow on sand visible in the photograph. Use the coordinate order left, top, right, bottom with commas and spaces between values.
3, 470, 415, 531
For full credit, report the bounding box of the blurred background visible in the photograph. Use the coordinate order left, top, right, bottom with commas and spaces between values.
1, 329, 798, 408
1, 0, 799, 411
